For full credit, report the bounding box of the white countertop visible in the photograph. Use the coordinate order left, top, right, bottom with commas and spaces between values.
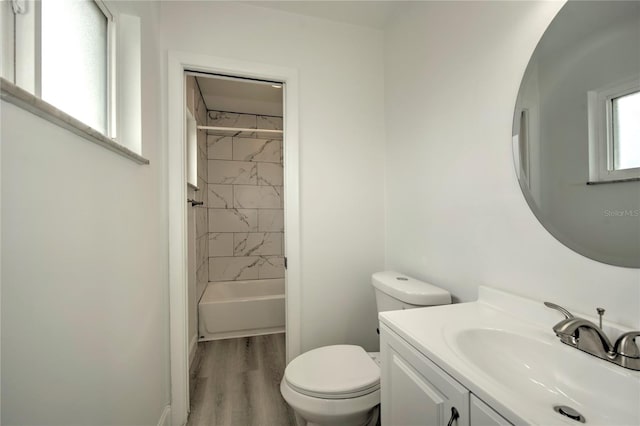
379, 286, 640, 426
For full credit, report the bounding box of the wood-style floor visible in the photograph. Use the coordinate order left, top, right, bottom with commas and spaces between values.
187, 334, 297, 426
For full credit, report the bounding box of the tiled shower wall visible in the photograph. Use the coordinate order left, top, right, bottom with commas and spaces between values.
206, 111, 285, 282
186, 77, 209, 301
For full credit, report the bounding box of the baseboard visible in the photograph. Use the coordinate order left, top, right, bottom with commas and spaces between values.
157, 405, 171, 426
189, 334, 198, 367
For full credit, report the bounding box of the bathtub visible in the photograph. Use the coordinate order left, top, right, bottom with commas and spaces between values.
198, 278, 285, 342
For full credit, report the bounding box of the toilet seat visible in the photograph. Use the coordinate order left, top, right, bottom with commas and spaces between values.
284, 345, 380, 399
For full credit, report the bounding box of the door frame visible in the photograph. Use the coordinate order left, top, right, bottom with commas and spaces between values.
167, 51, 301, 426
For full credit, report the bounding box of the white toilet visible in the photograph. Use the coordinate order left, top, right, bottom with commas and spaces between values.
280, 271, 451, 426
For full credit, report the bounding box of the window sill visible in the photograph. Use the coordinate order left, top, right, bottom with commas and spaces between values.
587, 177, 640, 185
0, 78, 149, 165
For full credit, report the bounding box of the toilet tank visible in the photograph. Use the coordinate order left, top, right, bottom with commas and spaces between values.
372, 271, 451, 312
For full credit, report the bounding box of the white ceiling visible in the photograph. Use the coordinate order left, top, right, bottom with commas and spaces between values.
244, 1, 401, 29
195, 75, 284, 116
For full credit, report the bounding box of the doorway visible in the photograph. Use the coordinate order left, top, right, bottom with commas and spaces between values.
167, 53, 301, 426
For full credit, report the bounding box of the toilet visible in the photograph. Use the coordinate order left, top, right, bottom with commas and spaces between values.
280, 271, 451, 426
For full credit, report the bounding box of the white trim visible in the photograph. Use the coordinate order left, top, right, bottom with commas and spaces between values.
114, 12, 142, 154
188, 333, 198, 367
588, 76, 640, 182
167, 51, 301, 426
91, 0, 115, 138
14, 0, 40, 95
100, 0, 117, 139
1, 1, 15, 81
157, 405, 171, 426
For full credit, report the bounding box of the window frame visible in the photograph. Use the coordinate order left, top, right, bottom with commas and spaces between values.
37, 0, 115, 138
2, 0, 145, 162
95, 0, 116, 138
588, 77, 640, 183
185, 107, 198, 189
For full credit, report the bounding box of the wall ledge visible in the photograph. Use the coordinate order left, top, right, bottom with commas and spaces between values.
0, 78, 150, 165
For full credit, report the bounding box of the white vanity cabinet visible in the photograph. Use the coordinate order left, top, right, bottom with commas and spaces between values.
380, 324, 513, 426
470, 395, 512, 426
380, 323, 469, 426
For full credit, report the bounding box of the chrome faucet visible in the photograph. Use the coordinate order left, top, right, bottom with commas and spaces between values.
545, 302, 640, 371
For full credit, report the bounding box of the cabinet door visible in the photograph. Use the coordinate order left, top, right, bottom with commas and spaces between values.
470, 395, 513, 426
381, 324, 469, 426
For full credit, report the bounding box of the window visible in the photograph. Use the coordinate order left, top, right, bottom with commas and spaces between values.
41, 0, 111, 134
588, 78, 640, 183
612, 91, 640, 171
186, 108, 198, 188
1, 0, 144, 161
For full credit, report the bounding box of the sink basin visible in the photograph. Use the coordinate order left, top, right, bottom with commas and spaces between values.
452, 328, 640, 425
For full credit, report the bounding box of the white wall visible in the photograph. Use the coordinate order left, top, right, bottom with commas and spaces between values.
160, 1, 386, 352
1, 2, 170, 424
384, 1, 640, 327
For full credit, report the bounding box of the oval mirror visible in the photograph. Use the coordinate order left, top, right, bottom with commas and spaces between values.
513, 0, 640, 268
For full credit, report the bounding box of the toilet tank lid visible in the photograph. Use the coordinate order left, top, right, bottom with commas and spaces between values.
372, 271, 451, 306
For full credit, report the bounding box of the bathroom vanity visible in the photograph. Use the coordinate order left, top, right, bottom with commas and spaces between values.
380, 322, 509, 426
378, 287, 640, 426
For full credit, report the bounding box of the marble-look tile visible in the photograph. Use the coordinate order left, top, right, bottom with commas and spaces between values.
208, 111, 257, 130
209, 209, 258, 233
256, 115, 284, 139
259, 256, 285, 279
257, 163, 283, 186
256, 131, 283, 140
207, 135, 232, 160
208, 232, 234, 257
207, 184, 233, 208
233, 138, 281, 163
198, 133, 208, 181
196, 89, 207, 126
209, 256, 260, 281
208, 160, 257, 185
257, 115, 283, 131
258, 209, 284, 232
234, 186, 283, 209
192, 188, 202, 204
234, 233, 283, 256
197, 234, 208, 269
193, 177, 206, 204
196, 207, 208, 239
196, 263, 208, 301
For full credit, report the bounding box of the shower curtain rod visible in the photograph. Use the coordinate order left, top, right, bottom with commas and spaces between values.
197, 125, 283, 133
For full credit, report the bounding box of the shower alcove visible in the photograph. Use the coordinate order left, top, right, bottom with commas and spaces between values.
185, 73, 286, 343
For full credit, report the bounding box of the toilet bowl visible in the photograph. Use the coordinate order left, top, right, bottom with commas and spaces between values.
280, 345, 380, 426
280, 271, 451, 426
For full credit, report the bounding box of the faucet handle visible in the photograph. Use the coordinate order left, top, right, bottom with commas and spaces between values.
544, 302, 574, 320
614, 331, 640, 358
